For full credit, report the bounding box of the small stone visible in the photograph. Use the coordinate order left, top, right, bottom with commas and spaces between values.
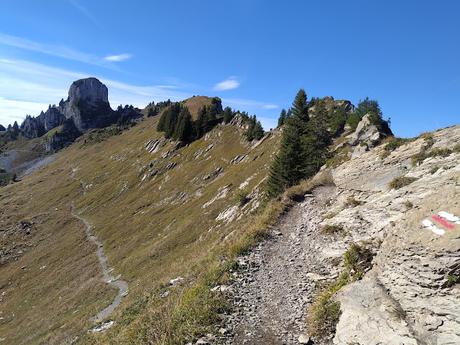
298, 334, 311, 344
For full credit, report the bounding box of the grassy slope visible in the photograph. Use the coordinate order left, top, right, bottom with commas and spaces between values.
0, 114, 279, 344
182, 96, 214, 119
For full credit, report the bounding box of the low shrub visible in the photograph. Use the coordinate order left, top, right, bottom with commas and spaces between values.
235, 189, 250, 207
404, 201, 413, 209
345, 196, 362, 207
412, 146, 453, 166
343, 243, 374, 280
429, 166, 440, 174
321, 224, 344, 235
389, 176, 417, 189
446, 274, 459, 287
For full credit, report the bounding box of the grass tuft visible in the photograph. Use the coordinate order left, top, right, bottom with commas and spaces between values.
321, 224, 344, 235
307, 242, 374, 339
345, 196, 362, 207
388, 176, 417, 189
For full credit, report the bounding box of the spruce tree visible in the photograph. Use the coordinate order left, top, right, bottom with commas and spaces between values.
252, 118, 264, 140
277, 109, 287, 127
174, 107, 193, 142
163, 103, 180, 138
195, 106, 207, 138
223, 107, 234, 124
266, 89, 309, 197
291, 89, 309, 124
301, 107, 331, 177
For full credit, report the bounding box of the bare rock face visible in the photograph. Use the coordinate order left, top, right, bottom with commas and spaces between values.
67, 77, 109, 105
348, 113, 384, 147
62, 77, 115, 132
0, 124, 5, 131
331, 125, 460, 345
43, 107, 65, 132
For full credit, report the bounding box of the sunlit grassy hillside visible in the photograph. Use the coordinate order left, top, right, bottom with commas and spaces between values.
0, 111, 280, 344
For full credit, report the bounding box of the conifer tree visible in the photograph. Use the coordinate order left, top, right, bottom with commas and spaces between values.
252, 118, 264, 140
301, 107, 331, 177
163, 103, 180, 138
266, 89, 309, 197
278, 109, 287, 127
174, 107, 193, 142
195, 106, 207, 138
223, 107, 234, 124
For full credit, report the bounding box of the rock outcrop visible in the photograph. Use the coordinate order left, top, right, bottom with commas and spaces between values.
44, 119, 80, 152
226, 124, 460, 345
0, 124, 5, 131
11, 78, 142, 152
61, 77, 115, 132
330, 126, 460, 345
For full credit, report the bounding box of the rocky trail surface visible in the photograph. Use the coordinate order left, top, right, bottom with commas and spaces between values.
222, 188, 338, 345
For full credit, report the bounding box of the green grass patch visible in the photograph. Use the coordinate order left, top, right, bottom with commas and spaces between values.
380, 137, 412, 158
307, 242, 374, 339
446, 274, 459, 288
412, 146, 456, 166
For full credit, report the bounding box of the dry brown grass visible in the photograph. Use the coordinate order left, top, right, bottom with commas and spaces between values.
182, 96, 214, 120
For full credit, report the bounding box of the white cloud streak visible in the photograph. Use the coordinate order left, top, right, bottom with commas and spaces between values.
104, 54, 133, 62
0, 58, 190, 126
68, 0, 102, 28
0, 33, 132, 68
0, 32, 106, 66
214, 77, 240, 91
0, 59, 279, 129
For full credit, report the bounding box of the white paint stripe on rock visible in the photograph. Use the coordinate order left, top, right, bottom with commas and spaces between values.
438, 211, 460, 224
421, 219, 445, 236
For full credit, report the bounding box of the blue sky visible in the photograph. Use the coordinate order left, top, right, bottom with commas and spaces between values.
0, 0, 459, 137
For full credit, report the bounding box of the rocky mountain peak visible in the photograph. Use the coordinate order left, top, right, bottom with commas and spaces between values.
67, 77, 109, 106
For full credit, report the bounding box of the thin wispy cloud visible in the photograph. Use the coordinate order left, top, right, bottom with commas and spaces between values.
68, 0, 102, 28
104, 54, 133, 62
0, 32, 108, 67
0, 58, 190, 125
0, 58, 279, 129
214, 77, 240, 91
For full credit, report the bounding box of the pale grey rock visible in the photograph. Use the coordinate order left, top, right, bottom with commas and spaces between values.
348, 113, 385, 148
68, 77, 108, 105
223, 125, 460, 345
298, 334, 311, 344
